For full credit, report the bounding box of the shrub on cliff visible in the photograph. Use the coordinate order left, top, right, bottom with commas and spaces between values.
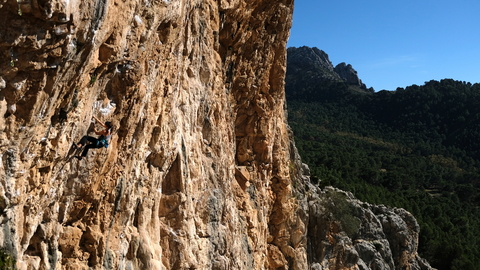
0, 250, 15, 270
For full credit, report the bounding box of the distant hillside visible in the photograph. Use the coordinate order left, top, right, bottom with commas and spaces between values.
286, 46, 480, 270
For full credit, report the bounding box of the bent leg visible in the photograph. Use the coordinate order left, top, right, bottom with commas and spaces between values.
77, 136, 97, 147
80, 138, 103, 157
86, 136, 98, 144
81, 144, 94, 157
77, 136, 88, 146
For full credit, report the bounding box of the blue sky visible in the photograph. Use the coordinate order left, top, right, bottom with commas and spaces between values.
287, 0, 480, 90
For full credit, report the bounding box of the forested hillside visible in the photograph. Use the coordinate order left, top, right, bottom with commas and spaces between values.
286, 48, 480, 270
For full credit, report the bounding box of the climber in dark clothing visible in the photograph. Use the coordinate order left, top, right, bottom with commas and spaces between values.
73, 115, 113, 160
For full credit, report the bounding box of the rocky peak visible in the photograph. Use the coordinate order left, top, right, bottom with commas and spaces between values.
287, 46, 342, 81
287, 46, 371, 91
335, 62, 367, 89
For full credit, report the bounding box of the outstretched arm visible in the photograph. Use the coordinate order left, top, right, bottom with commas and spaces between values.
92, 115, 109, 136
92, 115, 107, 128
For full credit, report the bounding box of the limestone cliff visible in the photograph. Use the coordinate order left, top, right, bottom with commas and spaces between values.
0, 0, 303, 268
0, 0, 433, 269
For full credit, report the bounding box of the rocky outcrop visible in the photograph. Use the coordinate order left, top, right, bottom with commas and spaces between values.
334, 62, 366, 89
304, 187, 433, 270
287, 141, 434, 270
287, 46, 371, 92
287, 47, 342, 82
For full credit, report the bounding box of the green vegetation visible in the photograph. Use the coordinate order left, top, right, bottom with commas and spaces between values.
322, 190, 361, 238
16, 0, 22, 16
90, 73, 97, 85
287, 79, 480, 270
0, 249, 16, 270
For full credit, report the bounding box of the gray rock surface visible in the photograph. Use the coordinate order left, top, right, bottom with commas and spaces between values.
287, 46, 343, 82
300, 185, 435, 270
287, 46, 370, 91
335, 62, 367, 89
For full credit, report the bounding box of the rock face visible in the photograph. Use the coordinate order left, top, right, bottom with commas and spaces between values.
0, 0, 303, 268
0, 0, 432, 269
